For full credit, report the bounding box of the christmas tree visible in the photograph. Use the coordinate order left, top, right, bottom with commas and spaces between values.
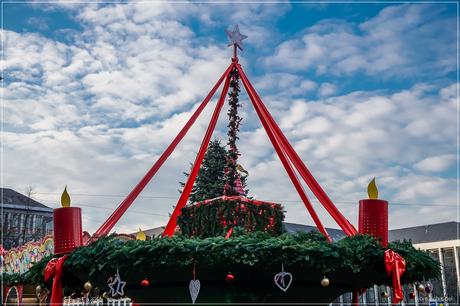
180, 138, 227, 203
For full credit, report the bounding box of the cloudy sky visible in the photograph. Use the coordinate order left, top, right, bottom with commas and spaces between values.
2, 2, 457, 234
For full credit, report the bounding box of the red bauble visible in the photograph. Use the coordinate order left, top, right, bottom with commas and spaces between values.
141, 279, 150, 287
226, 272, 235, 283
409, 292, 415, 299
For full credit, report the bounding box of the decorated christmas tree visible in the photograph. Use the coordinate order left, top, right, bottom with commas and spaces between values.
180, 138, 228, 203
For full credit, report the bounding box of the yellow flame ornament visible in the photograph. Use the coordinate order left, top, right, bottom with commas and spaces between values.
61, 186, 71, 208
136, 228, 146, 241
367, 178, 379, 200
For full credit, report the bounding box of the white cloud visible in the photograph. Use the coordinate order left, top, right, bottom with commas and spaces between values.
318, 82, 337, 97
414, 154, 456, 173
2, 3, 457, 234
265, 4, 455, 77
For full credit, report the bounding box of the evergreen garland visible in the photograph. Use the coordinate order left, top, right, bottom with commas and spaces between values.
178, 199, 285, 237
2, 233, 439, 291
224, 67, 246, 196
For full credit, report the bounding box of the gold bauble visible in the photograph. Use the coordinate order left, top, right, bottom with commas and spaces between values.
381, 291, 389, 298
102, 292, 109, 299
417, 283, 425, 293
320, 277, 330, 287
84, 281, 93, 292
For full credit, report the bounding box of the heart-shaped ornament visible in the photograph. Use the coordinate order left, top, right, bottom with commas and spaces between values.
274, 271, 293, 292
189, 279, 201, 304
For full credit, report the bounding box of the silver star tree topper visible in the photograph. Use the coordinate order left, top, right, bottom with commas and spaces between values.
226, 24, 248, 51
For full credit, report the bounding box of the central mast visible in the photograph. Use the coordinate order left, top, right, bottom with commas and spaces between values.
224, 25, 248, 196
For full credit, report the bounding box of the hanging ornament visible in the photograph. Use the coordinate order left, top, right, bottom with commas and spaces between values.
141, 278, 150, 287
320, 276, 330, 287
274, 264, 293, 292
35, 285, 42, 297
70, 292, 78, 299
409, 292, 415, 299
189, 263, 200, 304
417, 283, 425, 293
108, 269, 126, 297
425, 283, 433, 294
102, 292, 109, 299
84, 281, 93, 292
380, 291, 389, 298
226, 272, 235, 283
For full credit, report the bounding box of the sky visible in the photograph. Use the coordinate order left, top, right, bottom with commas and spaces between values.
1, 2, 458, 234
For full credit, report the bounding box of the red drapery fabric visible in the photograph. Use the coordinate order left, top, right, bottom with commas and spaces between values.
93, 62, 235, 238
44, 255, 68, 305
237, 64, 357, 237
236, 64, 332, 241
384, 249, 406, 304
163, 68, 232, 237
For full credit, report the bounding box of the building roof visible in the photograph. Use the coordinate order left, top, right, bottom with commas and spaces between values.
133, 221, 460, 244
388, 221, 459, 244
285, 221, 460, 244
283, 222, 346, 241
1, 188, 53, 213
139, 227, 165, 238
135, 222, 348, 241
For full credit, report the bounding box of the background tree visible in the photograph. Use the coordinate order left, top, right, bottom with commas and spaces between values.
180, 138, 228, 203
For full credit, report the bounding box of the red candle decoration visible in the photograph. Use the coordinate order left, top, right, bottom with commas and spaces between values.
358, 178, 388, 247
53, 187, 83, 255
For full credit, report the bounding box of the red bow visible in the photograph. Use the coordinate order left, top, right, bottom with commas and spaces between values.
384, 249, 406, 304
44, 255, 68, 305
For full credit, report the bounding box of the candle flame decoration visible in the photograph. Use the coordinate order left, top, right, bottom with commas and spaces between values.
61, 186, 71, 208
136, 228, 146, 241
367, 178, 379, 200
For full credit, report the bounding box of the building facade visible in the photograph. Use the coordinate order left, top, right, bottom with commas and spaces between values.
389, 222, 459, 305
1, 188, 53, 249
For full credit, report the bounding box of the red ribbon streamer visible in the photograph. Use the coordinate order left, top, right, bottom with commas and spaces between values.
384, 249, 406, 304
44, 255, 68, 305
93, 62, 235, 238
224, 227, 234, 239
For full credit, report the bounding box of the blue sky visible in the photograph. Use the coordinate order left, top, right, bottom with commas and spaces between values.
2, 2, 457, 233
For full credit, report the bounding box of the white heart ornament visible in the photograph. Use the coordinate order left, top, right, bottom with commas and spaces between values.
189, 279, 201, 304
274, 271, 293, 292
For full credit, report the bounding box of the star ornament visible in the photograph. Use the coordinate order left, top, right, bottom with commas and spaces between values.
226, 25, 248, 50
108, 269, 126, 297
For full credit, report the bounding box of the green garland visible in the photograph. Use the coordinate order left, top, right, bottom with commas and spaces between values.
178, 199, 285, 237
3, 232, 439, 289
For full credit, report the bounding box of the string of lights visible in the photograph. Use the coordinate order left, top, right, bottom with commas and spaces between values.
30, 192, 457, 207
